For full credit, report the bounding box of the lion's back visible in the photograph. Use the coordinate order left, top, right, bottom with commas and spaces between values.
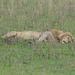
17, 31, 42, 40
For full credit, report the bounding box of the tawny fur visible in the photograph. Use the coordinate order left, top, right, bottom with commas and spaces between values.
58, 32, 74, 43
51, 30, 64, 42
2, 31, 42, 40
2, 30, 74, 43
50, 30, 74, 43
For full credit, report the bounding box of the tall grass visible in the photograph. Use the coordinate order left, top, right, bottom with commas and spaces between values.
0, 0, 75, 75
0, 0, 75, 32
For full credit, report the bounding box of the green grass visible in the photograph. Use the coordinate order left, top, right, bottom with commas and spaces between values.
0, 41, 75, 75
0, 0, 75, 75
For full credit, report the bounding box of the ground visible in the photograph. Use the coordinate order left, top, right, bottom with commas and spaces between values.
0, 0, 75, 75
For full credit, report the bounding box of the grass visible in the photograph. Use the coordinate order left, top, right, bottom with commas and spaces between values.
0, 41, 75, 75
0, 0, 75, 75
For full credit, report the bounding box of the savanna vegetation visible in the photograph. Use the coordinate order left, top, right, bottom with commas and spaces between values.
0, 0, 75, 75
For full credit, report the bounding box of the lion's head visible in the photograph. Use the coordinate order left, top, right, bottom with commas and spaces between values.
51, 30, 74, 43
58, 32, 74, 43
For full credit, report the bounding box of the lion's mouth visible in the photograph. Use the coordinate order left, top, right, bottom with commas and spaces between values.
62, 41, 67, 43
62, 40, 72, 43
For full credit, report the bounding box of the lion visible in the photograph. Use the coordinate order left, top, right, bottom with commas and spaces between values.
2, 30, 74, 43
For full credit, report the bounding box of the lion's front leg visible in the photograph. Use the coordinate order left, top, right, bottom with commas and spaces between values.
36, 31, 54, 42
46, 32, 55, 42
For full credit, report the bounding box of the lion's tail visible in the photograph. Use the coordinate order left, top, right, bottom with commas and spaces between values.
2, 31, 18, 38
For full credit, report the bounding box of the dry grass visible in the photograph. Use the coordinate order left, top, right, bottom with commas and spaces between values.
0, 0, 75, 32
0, 0, 75, 75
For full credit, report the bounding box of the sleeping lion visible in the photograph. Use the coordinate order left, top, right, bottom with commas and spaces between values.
2, 30, 74, 43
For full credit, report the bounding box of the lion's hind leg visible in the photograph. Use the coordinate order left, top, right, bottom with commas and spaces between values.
2, 31, 17, 38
